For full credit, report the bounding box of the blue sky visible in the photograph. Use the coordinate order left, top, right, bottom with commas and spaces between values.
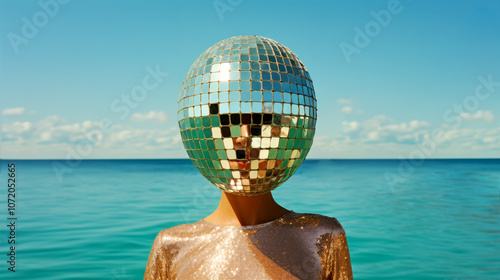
1, 0, 499, 159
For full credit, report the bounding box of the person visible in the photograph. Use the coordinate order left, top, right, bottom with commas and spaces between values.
144, 109, 353, 279
144, 35, 353, 279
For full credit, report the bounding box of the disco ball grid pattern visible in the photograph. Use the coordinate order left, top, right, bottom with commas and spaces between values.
177, 35, 317, 196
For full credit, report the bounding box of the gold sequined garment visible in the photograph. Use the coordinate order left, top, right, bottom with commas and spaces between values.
144, 211, 353, 280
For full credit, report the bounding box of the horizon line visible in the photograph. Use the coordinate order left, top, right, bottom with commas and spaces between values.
1, 158, 499, 161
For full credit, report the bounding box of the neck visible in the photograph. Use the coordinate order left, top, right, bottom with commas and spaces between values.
204, 191, 289, 226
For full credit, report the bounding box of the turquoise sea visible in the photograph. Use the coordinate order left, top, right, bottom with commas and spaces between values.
0, 159, 499, 279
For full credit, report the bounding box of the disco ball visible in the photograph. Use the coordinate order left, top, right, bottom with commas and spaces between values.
177, 35, 317, 196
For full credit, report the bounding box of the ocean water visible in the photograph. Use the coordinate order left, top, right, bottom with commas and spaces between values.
0, 159, 499, 280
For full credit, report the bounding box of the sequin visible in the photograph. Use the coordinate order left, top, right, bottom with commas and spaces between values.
144, 212, 352, 279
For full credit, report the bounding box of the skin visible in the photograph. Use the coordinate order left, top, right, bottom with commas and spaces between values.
205, 124, 290, 226
203, 191, 290, 226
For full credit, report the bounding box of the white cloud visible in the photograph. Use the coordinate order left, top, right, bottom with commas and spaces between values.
341, 106, 353, 114
342, 121, 359, 133
338, 100, 363, 114
130, 111, 168, 123
3, 110, 499, 159
1, 116, 99, 144
1, 115, 183, 159
382, 120, 430, 133
310, 110, 500, 158
337, 99, 351, 104
364, 116, 429, 143
363, 115, 392, 132
2, 121, 33, 134
459, 110, 495, 123
483, 136, 497, 143
2, 107, 26, 116
332, 115, 431, 145
37, 115, 67, 129
1, 107, 36, 116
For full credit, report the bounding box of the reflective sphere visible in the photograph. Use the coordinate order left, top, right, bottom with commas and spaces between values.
178, 35, 317, 196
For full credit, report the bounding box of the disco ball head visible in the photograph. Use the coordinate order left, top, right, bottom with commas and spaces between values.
177, 35, 317, 196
